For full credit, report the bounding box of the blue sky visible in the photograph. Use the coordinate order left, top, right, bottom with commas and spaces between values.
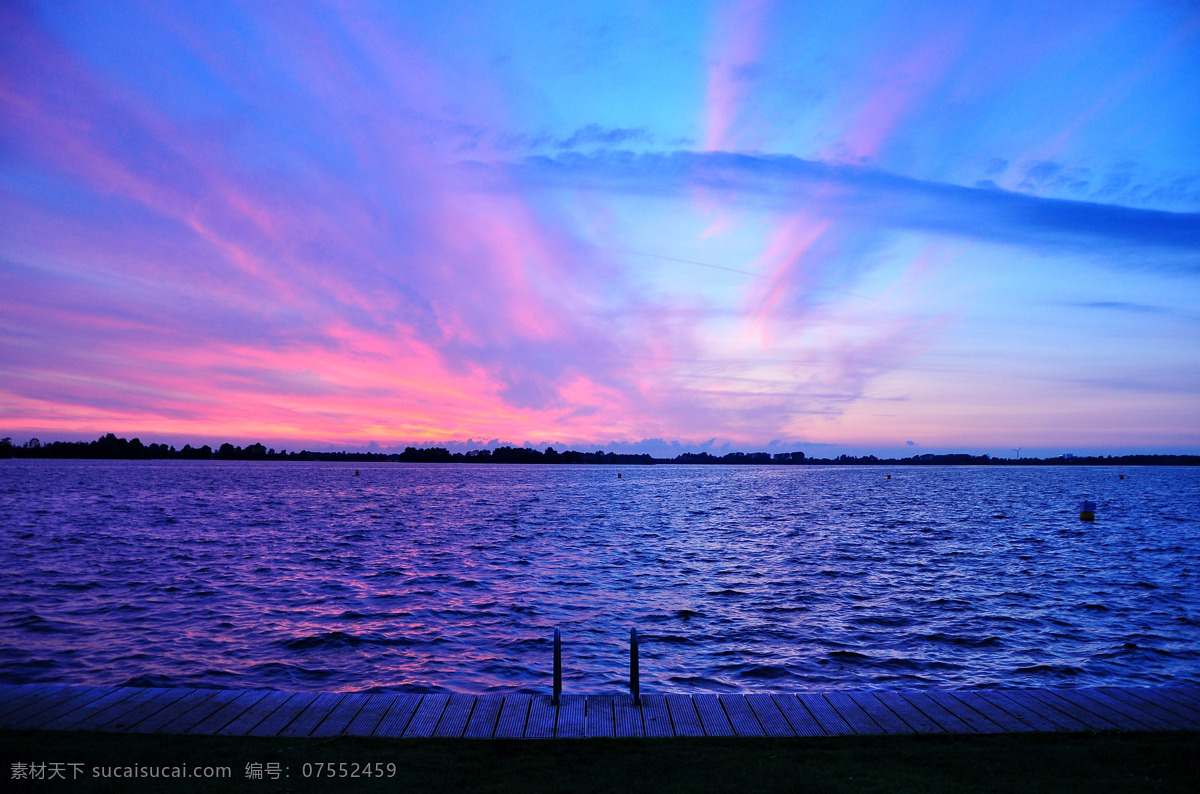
1, 0, 1198, 456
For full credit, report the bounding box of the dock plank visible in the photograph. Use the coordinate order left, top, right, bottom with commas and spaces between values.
772, 694, 825, 736
585, 695, 615, 738
433, 694, 475, 738
613, 695, 644, 737
945, 691, 1034, 733
871, 691, 943, 734
1046, 688, 1146, 731
1097, 687, 1196, 730
342, 693, 397, 737
1007, 689, 1095, 731
494, 694, 531, 738
797, 694, 855, 735
824, 692, 883, 735
525, 695, 558, 738
555, 694, 586, 738
402, 693, 449, 738
281, 692, 348, 737
978, 690, 1080, 732
1020, 689, 1120, 731
848, 692, 915, 735
897, 691, 979, 734
719, 695, 765, 737
1159, 685, 1200, 710
640, 694, 675, 738
665, 694, 704, 737
7, 683, 1198, 740
311, 692, 373, 737
188, 689, 270, 735
8, 683, 76, 705
104, 688, 197, 732
1175, 682, 1200, 700
745, 694, 795, 737
75, 687, 172, 732
1117, 687, 1200, 727
1073, 688, 1170, 731
10, 687, 115, 730
1154, 686, 1200, 714
0, 684, 60, 719
693, 693, 734, 737
42, 687, 140, 731
247, 692, 319, 737
1117, 686, 1199, 722
3, 685, 109, 729
922, 691, 1004, 734
157, 689, 242, 734
371, 694, 420, 737
218, 690, 296, 736
0, 683, 37, 714
463, 695, 503, 738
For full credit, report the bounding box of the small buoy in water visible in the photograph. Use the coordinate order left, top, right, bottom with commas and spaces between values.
617, 473, 622, 478
355, 470, 360, 476
1119, 474, 1125, 480
886, 475, 891, 480
1078, 500, 1096, 522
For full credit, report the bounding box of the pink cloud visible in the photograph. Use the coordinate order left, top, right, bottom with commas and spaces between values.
822, 31, 963, 163
703, 0, 773, 152
0, 7, 665, 448
747, 214, 833, 338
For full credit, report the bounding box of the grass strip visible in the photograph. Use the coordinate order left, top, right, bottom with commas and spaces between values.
2, 729, 1198, 792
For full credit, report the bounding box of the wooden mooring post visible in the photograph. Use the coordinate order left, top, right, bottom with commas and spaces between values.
552, 628, 562, 705
630, 627, 640, 705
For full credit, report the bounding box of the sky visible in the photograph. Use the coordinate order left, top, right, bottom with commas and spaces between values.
2, 0, 1199, 458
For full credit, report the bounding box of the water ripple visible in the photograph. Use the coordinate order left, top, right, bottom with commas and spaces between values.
1, 460, 1198, 693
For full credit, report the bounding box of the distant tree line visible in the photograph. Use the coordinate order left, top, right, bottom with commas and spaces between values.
2, 434, 1199, 465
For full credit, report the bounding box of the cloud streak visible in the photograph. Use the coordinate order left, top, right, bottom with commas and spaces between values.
498, 151, 1200, 260
704, 0, 773, 152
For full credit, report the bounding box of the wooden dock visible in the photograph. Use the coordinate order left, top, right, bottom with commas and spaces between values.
1, 683, 1197, 739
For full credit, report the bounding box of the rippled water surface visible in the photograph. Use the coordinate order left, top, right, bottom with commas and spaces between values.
1, 460, 1198, 694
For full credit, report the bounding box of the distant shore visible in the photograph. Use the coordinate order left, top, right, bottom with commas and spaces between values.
2, 433, 1198, 466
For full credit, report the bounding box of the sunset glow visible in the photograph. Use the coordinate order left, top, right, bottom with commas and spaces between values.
2, 1, 1198, 456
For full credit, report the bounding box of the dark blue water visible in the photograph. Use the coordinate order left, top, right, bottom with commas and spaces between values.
1, 460, 1197, 694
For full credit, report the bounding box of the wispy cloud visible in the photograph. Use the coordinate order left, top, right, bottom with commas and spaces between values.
555, 124, 654, 149
496, 151, 1200, 261
704, 0, 773, 151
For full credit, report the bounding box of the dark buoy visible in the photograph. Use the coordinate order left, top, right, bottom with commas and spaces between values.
354, 470, 360, 476
617, 472, 622, 479
1120, 474, 1125, 480
886, 474, 891, 480
1078, 500, 1096, 522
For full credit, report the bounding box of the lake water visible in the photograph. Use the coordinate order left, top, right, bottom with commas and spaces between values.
1, 460, 1197, 694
